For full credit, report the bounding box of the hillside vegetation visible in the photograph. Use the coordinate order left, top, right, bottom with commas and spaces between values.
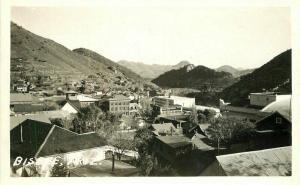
152, 64, 236, 91
220, 49, 292, 106
11, 22, 156, 92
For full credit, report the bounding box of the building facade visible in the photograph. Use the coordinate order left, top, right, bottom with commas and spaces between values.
108, 95, 131, 115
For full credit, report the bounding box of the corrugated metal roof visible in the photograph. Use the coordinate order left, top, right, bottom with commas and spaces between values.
261, 95, 291, 121
216, 146, 291, 176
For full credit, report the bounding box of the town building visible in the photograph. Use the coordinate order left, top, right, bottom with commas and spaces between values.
152, 135, 193, 164
249, 92, 290, 107
169, 95, 195, 108
10, 93, 44, 114
149, 123, 181, 136
61, 100, 81, 114
106, 95, 131, 115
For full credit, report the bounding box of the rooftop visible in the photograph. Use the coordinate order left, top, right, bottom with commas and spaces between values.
10, 93, 35, 103
156, 135, 191, 148
10, 114, 51, 130
110, 95, 130, 101
151, 123, 177, 136
77, 94, 98, 102
216, 146, 291, 176
261, 95, 291, 121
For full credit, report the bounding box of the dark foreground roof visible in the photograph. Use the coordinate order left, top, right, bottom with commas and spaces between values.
37, 126, 107, 157
11, 118, 107, 158
216, 146, 291, 176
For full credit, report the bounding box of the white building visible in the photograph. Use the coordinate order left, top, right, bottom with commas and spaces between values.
249, 92, 290, 107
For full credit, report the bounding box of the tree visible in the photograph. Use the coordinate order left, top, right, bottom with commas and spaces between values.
134, 128, 154, 155
138, 98, 153, 119
108, 132, 134, 160
188, 105, 198, 127
203, 109, 216, 121
206, 117, 255, 146
71, 104, 105, 133
133, 128, 156, 176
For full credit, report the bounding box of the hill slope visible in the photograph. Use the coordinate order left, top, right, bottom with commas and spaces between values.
216, 65, 254, 77
151, 64, 236, 91
10, 22, 155, 92
118, 60, 191, 79
220, 49, 292, 106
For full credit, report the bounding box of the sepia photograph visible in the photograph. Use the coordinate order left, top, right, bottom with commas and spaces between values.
3, 1, 295, 180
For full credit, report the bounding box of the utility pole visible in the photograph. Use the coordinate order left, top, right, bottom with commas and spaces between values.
111, 151, 115, 174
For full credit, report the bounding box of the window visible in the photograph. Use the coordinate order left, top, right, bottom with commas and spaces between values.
276, 117, 282, 124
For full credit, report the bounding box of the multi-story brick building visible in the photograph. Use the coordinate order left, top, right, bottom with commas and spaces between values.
107, 95, 131, 115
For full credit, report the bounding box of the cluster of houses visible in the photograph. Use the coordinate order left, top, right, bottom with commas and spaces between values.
10, 87, 292, 176
146, 91, 291, 176
10, 90, 145, 177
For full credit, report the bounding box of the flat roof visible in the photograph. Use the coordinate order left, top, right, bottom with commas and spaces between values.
156, 135, 191, 148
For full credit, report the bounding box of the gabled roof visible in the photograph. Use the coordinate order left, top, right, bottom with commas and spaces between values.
10, 114, 51, 130
150, 123, 176, 135
36, 126, 107, 157
216, 146, 291, 176
191, 133, 214, 151
11, 119, 107, 158
65, 100, 81, 111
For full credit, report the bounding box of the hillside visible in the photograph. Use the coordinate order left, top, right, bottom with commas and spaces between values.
118, 60, 191, 79
220, 49, 292, 106
10, 22, 156, 93
151, 64, 236, 91
216, 65, 254, 77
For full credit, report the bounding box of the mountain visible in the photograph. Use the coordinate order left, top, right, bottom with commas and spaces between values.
220, 49, 292, 106
118, 60, 191, 79
216, 65, 255, 77
151, 64, 236, 91
10, 22, 156, 93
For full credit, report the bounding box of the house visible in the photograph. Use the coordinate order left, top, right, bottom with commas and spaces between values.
76, 94, 98, 107
203, 146, 291, 176
61, 100, 81, 114
219, 99, 270, 122
249, 92, 289, 107
10, 119, 107, 177
152, 135, 193, 164
65, 90, 78, 100
11, 93, 35, 105
254, 111, 291, 149
149, 123, 180, 136
10, 93, 44, 114
261, 94, 291, 121
253, 95, 292, 149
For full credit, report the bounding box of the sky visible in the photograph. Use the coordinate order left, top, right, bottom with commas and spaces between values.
11, 6, 291, 69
